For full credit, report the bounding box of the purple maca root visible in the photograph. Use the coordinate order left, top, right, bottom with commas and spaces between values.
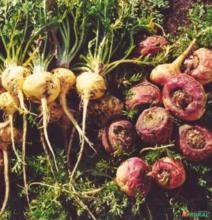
136, 106, 173, 145
184, 48, 212, 85
163, 74, 206, 121
178, 124, 212, 161
115, 157, 151, 196
136, 35, 168, 56
101, 118, 135, 154
126, 81, 162, 110
151, 157, 186, 189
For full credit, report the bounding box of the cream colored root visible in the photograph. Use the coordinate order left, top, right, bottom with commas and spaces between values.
40, 132, 55, 176
22, 115, 29, 205
9, 115, 22, 163
0, 150, 9, 216
69, 98, 89, 182
41, 98, 58, 172
60, 92, 94, 150
17, 90, 28, 114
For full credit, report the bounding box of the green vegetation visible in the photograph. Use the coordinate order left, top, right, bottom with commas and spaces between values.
0, 0, 211, 219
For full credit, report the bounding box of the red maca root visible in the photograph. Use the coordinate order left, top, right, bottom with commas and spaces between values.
184, 48, 212, 85
136, 107, 173, 145
151, 157, 186, 189
115, 157, 151, 196
162, 74, 206, 121
136, 35, 168, 56
101, 118, 135, 155
178, 124, 212, 161
150, 39, 196, 86
126, 81, 162, 109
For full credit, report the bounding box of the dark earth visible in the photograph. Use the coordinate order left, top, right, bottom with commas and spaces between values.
165, 0, 212, 33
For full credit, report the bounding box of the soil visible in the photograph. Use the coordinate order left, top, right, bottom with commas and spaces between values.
165, 0, 212, 34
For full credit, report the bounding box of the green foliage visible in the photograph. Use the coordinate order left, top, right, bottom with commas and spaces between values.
143, 144, 182, 164
148, 0, 169, 9
173, 2, 212, 55
0, 208, 12, 220
184, 160, 212, 192
91, 182, 128, 217
95, 159, 115, 178
118, 0, 169, 26
27, 114, 38, 128
171, 199, 189, 217
90, 181, 145, 218
122, 108, 138, 120
0, 0, 61, 66
27, 185, 68, 220
0, 1, 211, 219
118, 72, 143, 88
188, 3, 212, 47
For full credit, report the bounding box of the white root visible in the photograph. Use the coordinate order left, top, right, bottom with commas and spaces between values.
22, 115, 29, 205
60, 91, 94, 149
70, 98, 89, 182
40, 132, 55, 176
17, 90, 29, 114
41, 98, 58, 172
9, 115, 22, 163
0, 150, 9, 216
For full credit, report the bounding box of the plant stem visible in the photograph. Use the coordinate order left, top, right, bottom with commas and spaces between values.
140, 143, 175, 154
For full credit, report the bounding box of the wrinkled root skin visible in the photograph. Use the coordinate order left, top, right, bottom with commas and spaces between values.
23, 72, 61, 104
150, 63, 181, 86
1, 65, 30, 95
136, 35, 168, 56
136, 107, 173, 145
0, 122, 22, 150
179, 124, 212, 161
115, 157, 151, 196
48, 101, 65, 123
185, 48, 212, 85
101, 119, 135, 154
126, 82, 162, 109
151, 157, 186, 189
88, 95, 124, 128
163, 74, 206, 121
76, 72, 106, 100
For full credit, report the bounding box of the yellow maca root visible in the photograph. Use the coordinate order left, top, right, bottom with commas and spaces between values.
70, 72, 106, 181
23, 71, 61, 171
52, 68, 93, 147
1, 65, 30, 113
